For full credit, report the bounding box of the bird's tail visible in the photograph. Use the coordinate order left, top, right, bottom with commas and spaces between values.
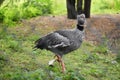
32, 46, 37, 51
33, 38, 45, 50
32, 42, 38, 51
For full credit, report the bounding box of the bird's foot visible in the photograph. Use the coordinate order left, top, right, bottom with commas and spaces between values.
48, 59, 56, 67
62, 68, 66, 73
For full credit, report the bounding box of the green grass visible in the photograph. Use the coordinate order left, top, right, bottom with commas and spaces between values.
52, 0, 120, 15
0, 0, 52, 26
52, 0, 67, 15
1, 0, 120, 26
0, 25, 120, 80
91, 0, 120, 14
0, 0, 120, 79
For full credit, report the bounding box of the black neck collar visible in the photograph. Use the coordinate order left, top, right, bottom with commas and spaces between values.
77, 24, 84, 31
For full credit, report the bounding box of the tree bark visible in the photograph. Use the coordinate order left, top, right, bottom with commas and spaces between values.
66, 0, 76, 19
84, 0, 91, 18
0, 0, 4, 6
66, 0, 91, 19
77, 0, 83, 14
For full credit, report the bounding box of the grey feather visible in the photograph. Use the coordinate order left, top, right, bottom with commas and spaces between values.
45, 32, 70, 48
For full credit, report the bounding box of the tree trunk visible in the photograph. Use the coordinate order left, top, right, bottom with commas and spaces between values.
0, 0, 4, 6
84, 0, 91, 18
77, 0, 83, 14
66, 0, 76, 19
66, 0, 91, 19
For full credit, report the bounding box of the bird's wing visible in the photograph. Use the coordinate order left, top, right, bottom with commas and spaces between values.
46, 32, 70, 48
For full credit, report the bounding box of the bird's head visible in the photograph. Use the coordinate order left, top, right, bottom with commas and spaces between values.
77, 14, 86, 26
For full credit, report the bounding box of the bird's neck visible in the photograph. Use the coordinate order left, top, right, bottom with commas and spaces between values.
77, 24, 84, 31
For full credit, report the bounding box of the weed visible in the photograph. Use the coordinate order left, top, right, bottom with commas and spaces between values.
0, 0, 53, 26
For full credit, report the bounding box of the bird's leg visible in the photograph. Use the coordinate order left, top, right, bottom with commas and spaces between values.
49, 55, 66, 73
61, 60, 66, 73
56, 55, 66, 73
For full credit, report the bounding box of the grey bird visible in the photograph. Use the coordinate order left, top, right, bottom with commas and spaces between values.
34, 14, 86, 73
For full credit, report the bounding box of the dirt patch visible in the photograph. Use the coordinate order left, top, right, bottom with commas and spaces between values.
86, 14, 120, 53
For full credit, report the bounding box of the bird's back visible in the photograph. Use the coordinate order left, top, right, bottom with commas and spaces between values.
54, 29, 84, 53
